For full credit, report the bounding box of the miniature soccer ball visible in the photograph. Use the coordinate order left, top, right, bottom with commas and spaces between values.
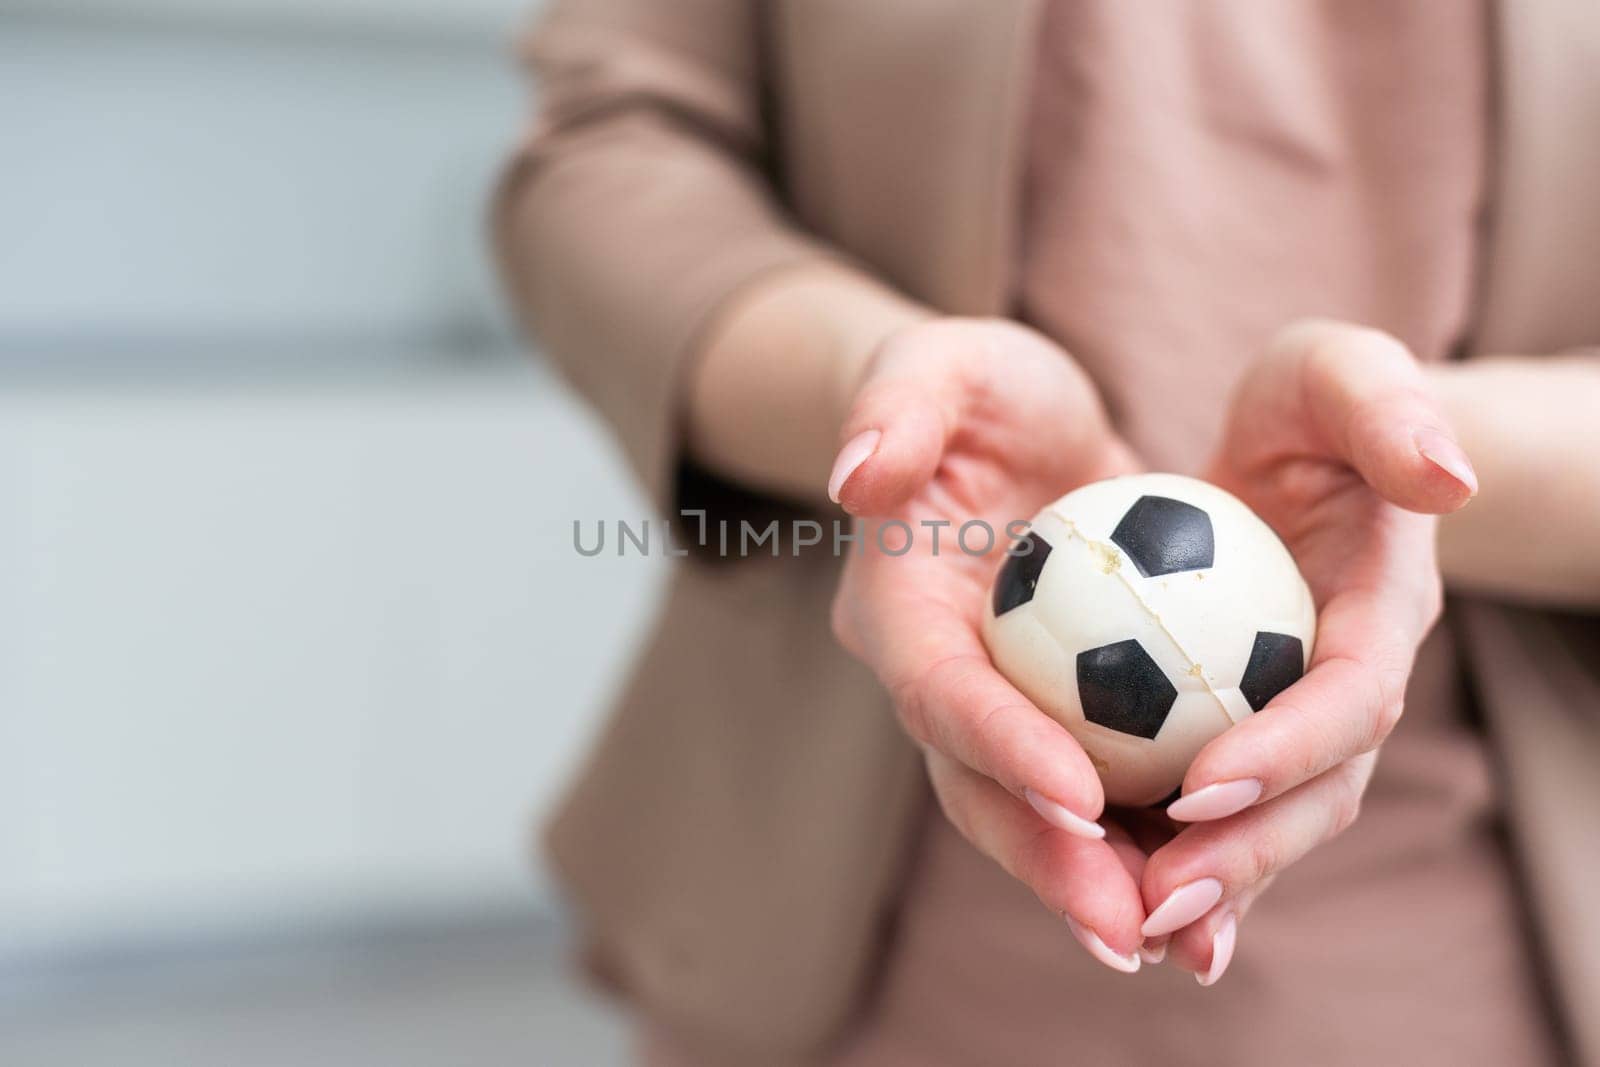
982, 473, 1316, 807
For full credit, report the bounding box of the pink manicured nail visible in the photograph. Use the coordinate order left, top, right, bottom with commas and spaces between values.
1414, 428, 1478, 497
1065, 916, 1141, 974
1025, 788, 1106, 840
1197, 913, 1238, 987
1141, 877, 1224, 938
1139, 940, 1167, 965
827, 429, 881, 504
1166, 779, 1263, 822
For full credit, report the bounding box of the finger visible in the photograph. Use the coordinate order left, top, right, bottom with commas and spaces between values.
1103, 824, 1174, 965
829, 340, 969, 515
1164, 879, 1272, 985
1263, 319, 1478, 513
1105, 818, 1161, 960
1138, 935, 1171, 966
1107, 812, 1175, 962
1168, 577, 1425, 820
927, 749, 1145, 971
1141, 755, 1374, 944
883, 617, 1107, 835
836, 549, 1109, 836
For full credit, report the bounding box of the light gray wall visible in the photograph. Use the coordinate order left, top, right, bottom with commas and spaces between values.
0, 369, 666, 962
0, 0, 677, 963
3, 0, 531, 39
0, 3, 539, 354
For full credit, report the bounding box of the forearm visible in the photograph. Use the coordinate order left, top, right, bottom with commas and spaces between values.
500, 1, 923, 511
1428, 353, 1600, 606
686, 264, 932, 503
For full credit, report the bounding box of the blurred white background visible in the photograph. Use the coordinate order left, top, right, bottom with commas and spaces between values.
1, 2, 659, 1062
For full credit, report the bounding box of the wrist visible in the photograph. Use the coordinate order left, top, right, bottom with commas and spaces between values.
686, 261, 932, 502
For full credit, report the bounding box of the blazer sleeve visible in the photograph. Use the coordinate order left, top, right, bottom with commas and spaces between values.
492, 0, 842, 512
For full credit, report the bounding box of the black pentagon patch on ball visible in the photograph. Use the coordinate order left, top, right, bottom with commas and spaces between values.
1076, 639, 1178, 740
1110, 495, 1215, 577
991, 532, 1053, 616
1240, 631, 1305, 711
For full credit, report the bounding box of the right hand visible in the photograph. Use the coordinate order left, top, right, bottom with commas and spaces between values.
827, 318, 1152, 973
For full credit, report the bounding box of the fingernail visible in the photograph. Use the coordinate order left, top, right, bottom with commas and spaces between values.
1141, 877, 1224, 938
1166, 779, 1263, 822
827, 429, 881, 504
1196, 913, 1238, 987
1065, 916, 1141, 974
1414, 428, 1478, 497
1025, 788, 1106, 840
1139, 939, 1167, 965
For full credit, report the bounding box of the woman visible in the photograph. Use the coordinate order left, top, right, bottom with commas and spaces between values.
496, 2, 1600, 1063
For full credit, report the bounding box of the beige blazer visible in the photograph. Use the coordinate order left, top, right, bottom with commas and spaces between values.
495, 1, 1600, 1061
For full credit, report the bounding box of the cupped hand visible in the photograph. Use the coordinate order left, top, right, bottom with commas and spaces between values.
827, 318, 1152, 972
1135, 320, 1478, 982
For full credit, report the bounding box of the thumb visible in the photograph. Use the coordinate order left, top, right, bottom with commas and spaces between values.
828, 343, 969, 515
1267, 319, 1478, 515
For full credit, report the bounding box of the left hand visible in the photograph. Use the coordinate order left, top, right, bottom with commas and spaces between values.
827, 318, 1152, 971
1132, 320, 1478, 982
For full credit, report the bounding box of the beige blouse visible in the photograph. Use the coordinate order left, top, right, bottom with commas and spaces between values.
1019, 0, 1489, 466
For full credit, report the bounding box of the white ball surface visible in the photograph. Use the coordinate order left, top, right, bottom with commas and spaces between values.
982, 473, 1316, 807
